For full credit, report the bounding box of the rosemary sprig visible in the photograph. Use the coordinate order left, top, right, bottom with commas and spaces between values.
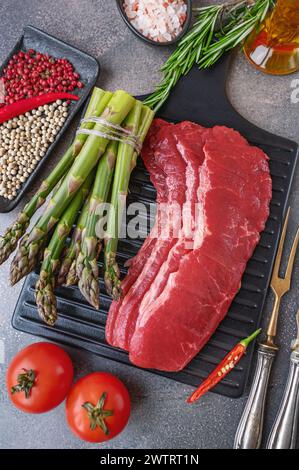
199, 0, 274, 68
144, 0, 275, 112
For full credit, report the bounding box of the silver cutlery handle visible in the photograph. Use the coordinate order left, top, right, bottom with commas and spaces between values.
267, 350, 299, 449
234, 345, 276, 449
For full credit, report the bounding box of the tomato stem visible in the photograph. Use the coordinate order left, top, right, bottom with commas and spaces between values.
11, 368, 36, 399
82, 392, 114, 436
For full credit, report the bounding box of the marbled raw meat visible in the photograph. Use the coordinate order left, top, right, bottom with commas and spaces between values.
128, 126, 272, 371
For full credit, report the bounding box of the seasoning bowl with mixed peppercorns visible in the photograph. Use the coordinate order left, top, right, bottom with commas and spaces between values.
0, 25, 99, 211
0, 47, 83, 201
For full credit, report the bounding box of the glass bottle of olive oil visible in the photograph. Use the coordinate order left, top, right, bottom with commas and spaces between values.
244, 0, 299, 75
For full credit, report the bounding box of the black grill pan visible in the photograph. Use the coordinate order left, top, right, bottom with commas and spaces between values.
12, 54, 298, 398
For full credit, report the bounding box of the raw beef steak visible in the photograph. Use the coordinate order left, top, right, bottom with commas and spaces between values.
106, 121, 272, 372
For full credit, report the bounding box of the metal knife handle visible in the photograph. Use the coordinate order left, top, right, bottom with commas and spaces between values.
234, 345, 276, 449
267, 350, 299, 449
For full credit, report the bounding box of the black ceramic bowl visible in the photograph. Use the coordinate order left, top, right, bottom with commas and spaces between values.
116, 0, 193, 46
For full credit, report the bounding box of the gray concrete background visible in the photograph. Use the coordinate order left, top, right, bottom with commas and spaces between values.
0, 0, 298, 450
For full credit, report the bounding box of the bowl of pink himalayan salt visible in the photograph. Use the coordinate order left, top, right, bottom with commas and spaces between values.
117, 0, 192, 46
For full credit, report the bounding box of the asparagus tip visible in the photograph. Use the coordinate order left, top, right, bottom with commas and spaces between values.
0, 213, 30, 267
65, 261, 79, 286
10, 264, 22, 286
104, 265, 122, 301
77, 260, 100, 310
35, 276, 58, 326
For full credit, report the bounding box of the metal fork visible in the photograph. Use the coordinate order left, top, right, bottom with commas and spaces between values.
234, 208, 299, 449
267, 309, 299, 449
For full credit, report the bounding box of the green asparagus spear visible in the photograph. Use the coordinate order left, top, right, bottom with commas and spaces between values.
10, 91, 135, 286
0, 88, 112, 265
59, 246, 83, 287
35, 173, 94, 326
65, 257, 78, 287
77, 141, 118, 309
104, 102, 155, 299
104, 104, 154, 299
57, 197, 90, 286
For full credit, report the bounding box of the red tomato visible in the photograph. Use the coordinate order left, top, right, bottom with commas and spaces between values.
66, 372, 130, 443
7, 342, 73, 414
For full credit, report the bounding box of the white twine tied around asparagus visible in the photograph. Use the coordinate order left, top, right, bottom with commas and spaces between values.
76, 117, 142, 153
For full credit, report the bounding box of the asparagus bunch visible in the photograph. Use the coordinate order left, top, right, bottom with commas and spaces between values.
104, 103, 155, 299
76, 141, 118, 309
35, 173, 94, 325
0, 84, 155, 317
10, 90, 135, 285
0, 88, 112, 266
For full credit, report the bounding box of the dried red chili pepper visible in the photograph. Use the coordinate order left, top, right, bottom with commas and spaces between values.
0, 92, 79, 124
187, 328, 262, 404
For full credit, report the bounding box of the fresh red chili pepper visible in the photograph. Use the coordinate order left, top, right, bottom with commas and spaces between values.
187, 328, 262, 404
0, 92, 79, 124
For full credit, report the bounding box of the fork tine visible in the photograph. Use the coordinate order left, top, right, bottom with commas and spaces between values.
271, 207, 290, 281
284, 228, 299, 285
